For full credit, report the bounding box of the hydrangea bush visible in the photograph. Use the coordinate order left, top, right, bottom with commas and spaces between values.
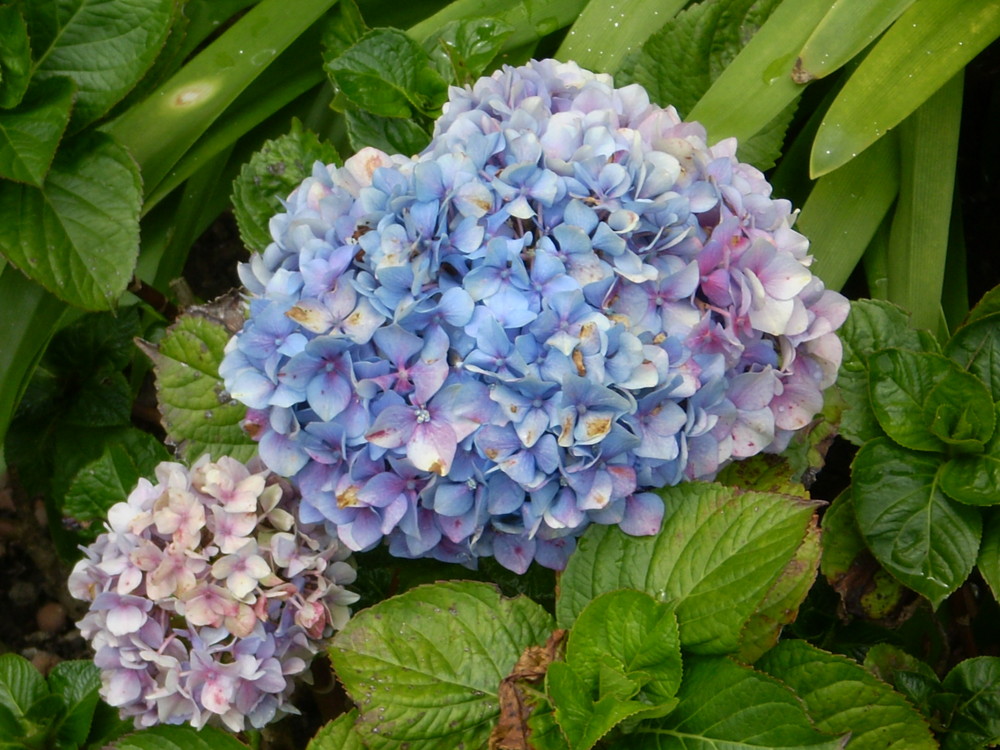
68, 455, 358, 731
220, 59, 849, 574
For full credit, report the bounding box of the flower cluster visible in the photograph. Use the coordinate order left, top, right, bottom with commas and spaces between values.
68, 455, 358, 731
220, 59, 848, 574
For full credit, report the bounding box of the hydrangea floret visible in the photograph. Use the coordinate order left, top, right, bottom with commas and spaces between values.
220, 59, 849, 574
68, 455, 358, 731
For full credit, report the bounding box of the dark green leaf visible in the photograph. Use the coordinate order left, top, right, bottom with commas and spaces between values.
139, 309, 256, 463
557, 482, 819, 654
46, 307, 141, 375
0, 5, 32, 109
836, 299, 936, 446
852, 437, 982, 606
946, 312, 1000, 401
345, 108, 430, 155
757, 640, 936, 749
941, 657, 1000, 750
0, 75, 74, 185
631, 656, 847, 749
0, 654, 47, 720
326, 28, 448, 118
307, 710, 364, 750
61, 370, 132, 428
977, 508, 1000, 600
863, 644, 941, 716
0, 131, 141, 309
422, 17, 515, 84
47, 661, 101, 749
330, 581, 555, 750
111, 724, 251, 749
231, 118, 341, 253
547, 661, 650, 750
23, 0, 174, 130
320, 0, 368, 66
964, 286, 1000, 326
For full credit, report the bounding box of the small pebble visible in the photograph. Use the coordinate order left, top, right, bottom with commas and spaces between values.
37, 602, 67, 634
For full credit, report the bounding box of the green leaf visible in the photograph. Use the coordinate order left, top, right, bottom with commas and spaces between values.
24, 0, 174, 130
835, 299, 934, 446
863, 644, 942, 717
557, 482, 819, 654
231, 118, 341, 253
0, 131, 141, 310
62, 430, 169, 523
795, 132, 899, 292
566, 590, 681, 705
965, 286, 1000, 326
307, 710, 365, 750
320, 0, 368, 65
0, 654, 47, 721
631, 656, 847, 749
47, 661, 101, 749
547, 661, 650, 750
0, 5, 32, 109
941, 657, 1000, 750
422, 17, 515, 84
810, 0, 1000, 176
852, 437, 982, 606
757, 640, 936, 749
946, 312, 1000, 401
329, 580, 555, 750
617, 0, 792, 170
738, 515, 821, 663
345, 109, 431, 155
977, 508, 1000, 601
139, 309, 256, 463
868, 348, 993, 453
326, 28, 448, 119
111, 724, 251, 749
819, 491, 912, 621
715, 452, 809, 499
794, 0, 916, 82
0, 76, 75, 186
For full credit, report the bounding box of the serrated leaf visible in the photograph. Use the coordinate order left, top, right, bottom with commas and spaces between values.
320, 0, 368, 66
965, 286, 1000, 326
111, 724, 250, 749
423, 18, 515, 84
547, 661, 650, 750
836, 299, 934, 446
869, 348, 993, 453
326, 28, 448, 119
941, 657, 1000, 750
0, 131, 141, 309
47, 661, 101, 749
140, 312, 255, 463
62, 430, 168, 523
715, 452, 809, 499
811, 0, 1000, 176
978, 508, 1000, 601
0, 76, 74, 186
738, 515, 821, 663
556, 482, 818, 655
852, 437, 981, 606
631, 655, 847, 749
330, 580, 555, 750
0, 654, 47, 720
758, 640, 936, 749
307, 710, 364, 750
23, 0, 174, 130
231, 119, 341, 253
946, 312, 1000, 401
345, 108, 430, 156
940, 406, 1000, 506
566, 590, 681, 705
0, 5, 32, 109
863, 644, 941, 715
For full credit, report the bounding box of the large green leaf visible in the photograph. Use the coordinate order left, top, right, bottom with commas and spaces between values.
47, 661, 101, 748
810, 0, 1000, 176
0, 76, 75, 186
0, 654, 47, 722
631, 656, 847, 749
23, 0, 174, 130
307, 710, 365, 750
0, 131, 141, 310
852, 437, 982, 606
947, 312, 1000, 401
138, 310, 256, 463
329, 580, 555, 750
977, 508, 1000, 601
556, 482, 819, 654
0, 5, 32, 109
422, 17, 515, 84
941, 657, 1000, 750
757, 640, 936, 749
111, 725, 250, 749
344, 109, 431, 156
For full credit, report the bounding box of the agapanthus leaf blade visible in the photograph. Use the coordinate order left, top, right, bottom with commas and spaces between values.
756, 640, 936, 749
330, 580, 554, 750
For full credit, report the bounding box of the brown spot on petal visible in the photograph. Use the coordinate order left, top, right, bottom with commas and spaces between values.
572, 349, 586, 376
585, 416, 612, 439
337, 485, 360, 509
428, 460, 447, 476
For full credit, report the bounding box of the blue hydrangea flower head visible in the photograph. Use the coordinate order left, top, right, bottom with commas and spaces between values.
68, 455, 358, 731
221, 59, 849, 574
